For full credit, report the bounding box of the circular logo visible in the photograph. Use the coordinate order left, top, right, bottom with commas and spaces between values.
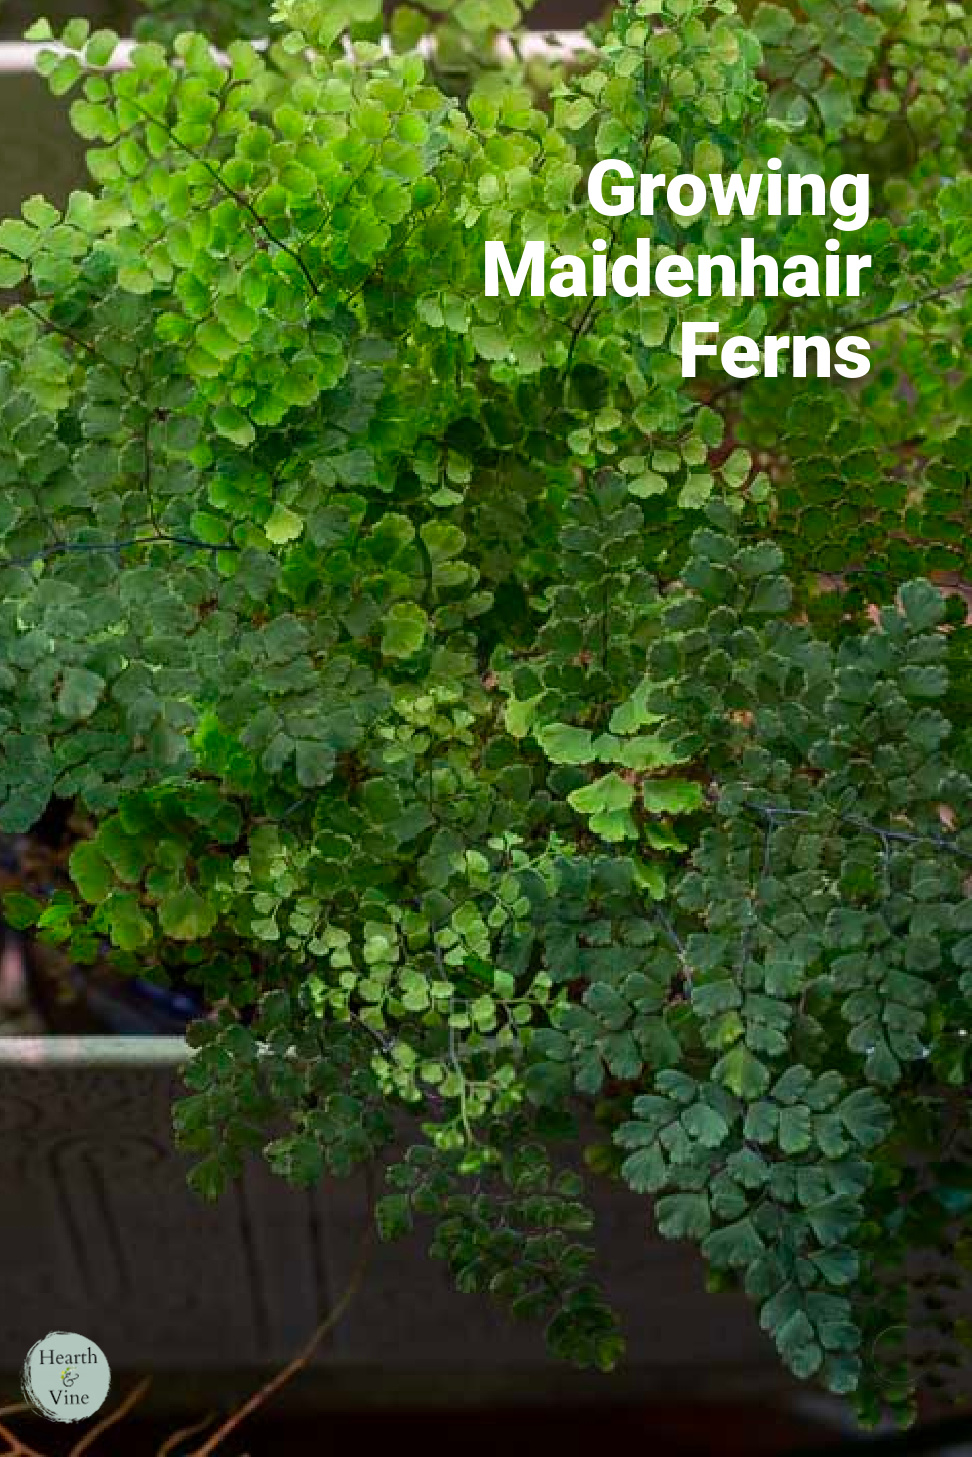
21, 1332, 111, 1423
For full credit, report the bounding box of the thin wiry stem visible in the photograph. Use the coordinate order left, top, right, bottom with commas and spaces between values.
0, 534, 239, 572
744, 800, 972, 860
0, 1418, 47, 1457
157, 1410, 218, 1457
847, 275, 972, 333
68, 1378, 152, 1457
124, 93, 322, 300
701, 274, 972, 405
185, 1180, 375, 1456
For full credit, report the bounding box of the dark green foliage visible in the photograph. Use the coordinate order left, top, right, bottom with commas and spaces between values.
384, 1132, 624, 1370
2, 0, 972, 1422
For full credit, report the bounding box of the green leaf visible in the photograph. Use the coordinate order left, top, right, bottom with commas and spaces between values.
898, 580, 945, 632
505, 695, 542, 738
381, 603, 429, 658
655, 1192, 711, 1240
159, 886, 218, 941
214, 405, 256, 447
778, 1104, 813, 1153
714, 1045, 771, 1098
0, 255, 27, 288
641, 780, 704, 815
567, 773, 638, 842
376, 1192, 414, 1240
777, 1311, 823, 1378
70, 843, 115, 904
537, 723, 595, 765
104, 891, 154, 951
57, 667, 105, 720
838, 1089, 891, 1149
702, 1217, 765, 1269
266, 1133, 325, 1187
86, 29, 119, 66
295, 739, 335, 787
749, 577, 792, 615
188, 1156, 231, 1202
682, 1101, 731, 1148
2, 892, 42, 929
265, 503, 304, 544
620, 1145, 667, 1194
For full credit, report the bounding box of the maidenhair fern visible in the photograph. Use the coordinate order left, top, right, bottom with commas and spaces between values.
2, 0, 972, 1422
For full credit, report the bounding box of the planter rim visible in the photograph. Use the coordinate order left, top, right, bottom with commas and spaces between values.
0, 31, 593, 73
0, 1034, 186, 1065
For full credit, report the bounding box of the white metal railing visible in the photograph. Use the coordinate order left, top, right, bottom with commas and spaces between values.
0, 31, 594, 73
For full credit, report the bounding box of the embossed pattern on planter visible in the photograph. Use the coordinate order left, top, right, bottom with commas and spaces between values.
0, 1039, 781, 1387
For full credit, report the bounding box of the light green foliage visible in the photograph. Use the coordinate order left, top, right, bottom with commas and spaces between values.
2, 0, 972, 1419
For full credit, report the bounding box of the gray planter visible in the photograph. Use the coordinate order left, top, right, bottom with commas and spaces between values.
0, 1035, 791, 1408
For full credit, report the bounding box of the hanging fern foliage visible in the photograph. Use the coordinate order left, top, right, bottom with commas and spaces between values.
2, 0, 972, 1422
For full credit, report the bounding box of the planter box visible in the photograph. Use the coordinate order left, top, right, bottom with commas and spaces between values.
0, 1035, 791, 1407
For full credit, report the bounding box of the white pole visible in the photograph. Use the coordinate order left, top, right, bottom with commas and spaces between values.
0, 31, 593, 74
